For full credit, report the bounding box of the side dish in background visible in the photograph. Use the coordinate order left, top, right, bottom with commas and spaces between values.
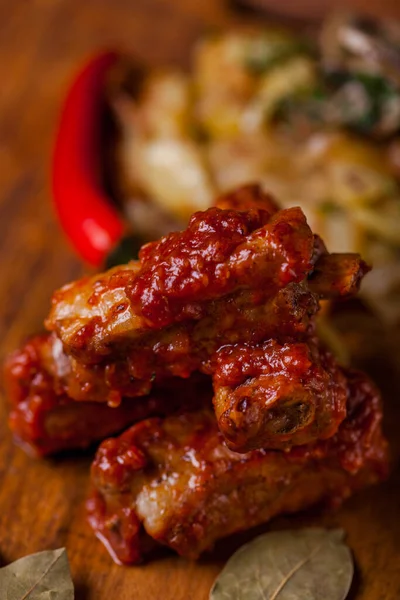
107, 13, 400, 321
5, 186, 389, 563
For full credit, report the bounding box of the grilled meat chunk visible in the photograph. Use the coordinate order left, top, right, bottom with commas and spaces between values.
212, 338, 347, 452
4, 334, 210, 456
88, 368, 388, 564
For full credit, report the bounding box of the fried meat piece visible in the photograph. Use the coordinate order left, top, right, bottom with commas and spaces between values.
308, 253, 371, 298
47, 281, 319, 405
47, 201, 316, 359
45, 187, 366, 389
4, 334, 210, 456
212, 339, 348, 452
87, 368, 388, 564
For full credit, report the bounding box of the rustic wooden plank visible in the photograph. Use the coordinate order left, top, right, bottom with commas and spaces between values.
0, 1, 399, 599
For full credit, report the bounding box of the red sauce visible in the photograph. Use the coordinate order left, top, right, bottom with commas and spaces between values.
127, 205, 315, 328
213, 340, 313, 387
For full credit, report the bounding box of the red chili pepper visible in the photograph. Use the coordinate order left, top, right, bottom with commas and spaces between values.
52, 51, 127, 267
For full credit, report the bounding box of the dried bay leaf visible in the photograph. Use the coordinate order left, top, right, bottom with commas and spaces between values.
0, 547, 74, 599
210, 528, 353, 600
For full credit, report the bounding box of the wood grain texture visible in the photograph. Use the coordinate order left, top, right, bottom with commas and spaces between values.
0, 1, 399, 598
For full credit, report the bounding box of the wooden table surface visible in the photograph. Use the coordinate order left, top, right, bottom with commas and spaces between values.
0, 1, 399, 598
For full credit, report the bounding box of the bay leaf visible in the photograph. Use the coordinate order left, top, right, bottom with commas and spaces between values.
210, 528, 353, 600
0, 547, 74, 599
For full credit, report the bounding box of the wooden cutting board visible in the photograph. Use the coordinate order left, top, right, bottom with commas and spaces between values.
0, 1, 399, 598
